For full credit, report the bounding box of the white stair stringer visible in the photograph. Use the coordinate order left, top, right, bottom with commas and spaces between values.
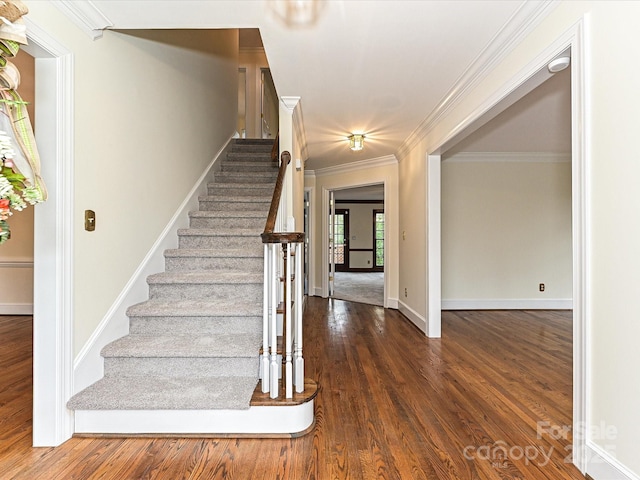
74, 402, 315, 436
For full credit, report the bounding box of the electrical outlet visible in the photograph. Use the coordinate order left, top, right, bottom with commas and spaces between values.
404, 287, 407, 297
539, 283, 545, 292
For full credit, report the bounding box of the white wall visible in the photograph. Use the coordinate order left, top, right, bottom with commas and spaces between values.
27, 2, 238, 357
397, 2, 640, 477
441, 155, 572, 309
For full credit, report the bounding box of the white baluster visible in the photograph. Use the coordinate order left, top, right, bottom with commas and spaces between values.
261, 244, 269, 393
294, 242, 304, 393
285, 243, 293, 398
269, 243, 279, 398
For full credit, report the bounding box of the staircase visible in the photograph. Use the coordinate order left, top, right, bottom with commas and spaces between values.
68, 139, 316, 436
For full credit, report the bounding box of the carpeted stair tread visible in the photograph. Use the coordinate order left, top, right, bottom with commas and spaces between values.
127, 299, 261, 318
227, 151, 277, 158
177, 227, 262, 237
164, 248, 263, 259
198, 194, 272, 203
102, 333, 262, 358
208, 181, 275, 189
67, 376, 258, 410
189, 210, 267, 218
146, 271, 263, 285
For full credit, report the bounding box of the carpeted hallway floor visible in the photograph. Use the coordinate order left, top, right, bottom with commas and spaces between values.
332, 271, 384, 306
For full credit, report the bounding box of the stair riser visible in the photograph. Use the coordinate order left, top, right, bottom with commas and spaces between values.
231, 145, 273, 154
208, 186, 274, 197
227, 151, 272, 159
199, 200, 271, 212
104, 357, 259, 378
214, 173, 277, 184
178, 235, 262, 250
189, 216, 264, 229
148, 283, 262, 301
165, 255, 263, 272
221, 163, 277, 173
129, 316, 261, 336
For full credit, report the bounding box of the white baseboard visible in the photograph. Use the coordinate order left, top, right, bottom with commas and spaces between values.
398, 300, 427, 333
586, 441, 640, 480
73, 137, 234, 394
74, 401, 314, 435
441, 298, 572, 310
0, 303, 33, 315
386, 297, 399, 309
313, 287, 323, 297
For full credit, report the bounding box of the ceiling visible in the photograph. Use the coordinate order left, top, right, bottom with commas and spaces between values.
87, 0, 555, 170
445, 66, 571, 157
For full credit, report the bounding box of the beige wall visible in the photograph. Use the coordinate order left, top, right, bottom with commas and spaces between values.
441, 157, 572, 303
0, 50, 35, 313
397, 1, 640, 474
398, 147, 427, 317
28, 2, 238, 357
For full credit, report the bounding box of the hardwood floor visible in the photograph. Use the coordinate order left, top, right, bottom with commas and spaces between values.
0, 302, 584, 479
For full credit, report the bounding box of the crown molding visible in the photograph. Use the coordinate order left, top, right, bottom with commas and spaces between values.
311, 154, 397, 178
51, 0, 113, 40
396, 0, 559, 161
444, 151, 571, 163
280, 96, 300, 112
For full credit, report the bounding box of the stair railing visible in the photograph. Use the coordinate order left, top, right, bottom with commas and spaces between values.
270, 132, 280, 163
262, 150, 305, 399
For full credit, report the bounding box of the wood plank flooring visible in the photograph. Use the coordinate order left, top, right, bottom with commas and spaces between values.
0, 302, 584, 479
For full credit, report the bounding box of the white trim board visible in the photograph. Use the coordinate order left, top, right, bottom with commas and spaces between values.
586, 442, 640, 480
74, 401, 315, 436
0, 303, 33, 315
72, 137, 234, 395
398, 300, 427, 334
442, 299, 572, 310
23, 18, 76, 447
0, 260, 34, 268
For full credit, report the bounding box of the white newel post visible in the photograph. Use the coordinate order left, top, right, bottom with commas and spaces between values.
269, 243, 279, 398
294, 242, 304, 392
285, 244, 293, 398
261, 244, 270, 392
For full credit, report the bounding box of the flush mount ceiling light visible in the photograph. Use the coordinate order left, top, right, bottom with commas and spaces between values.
548, 56, 571, 73
349, 134, 365, 151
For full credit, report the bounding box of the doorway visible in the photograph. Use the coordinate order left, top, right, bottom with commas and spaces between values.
426, 26, 588, 472
326, 184, 385, 307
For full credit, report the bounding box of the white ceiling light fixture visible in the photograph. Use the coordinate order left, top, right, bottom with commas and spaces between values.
547, 56, 571, 73
349, 134, 365, 151
268, 0, 325, 27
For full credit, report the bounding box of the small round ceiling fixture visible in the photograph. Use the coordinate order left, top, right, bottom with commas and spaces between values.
548, 56, 571, 73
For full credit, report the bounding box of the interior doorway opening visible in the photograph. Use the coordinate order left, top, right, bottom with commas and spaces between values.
426, 28, 588, 472
326, 184, 385, 307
